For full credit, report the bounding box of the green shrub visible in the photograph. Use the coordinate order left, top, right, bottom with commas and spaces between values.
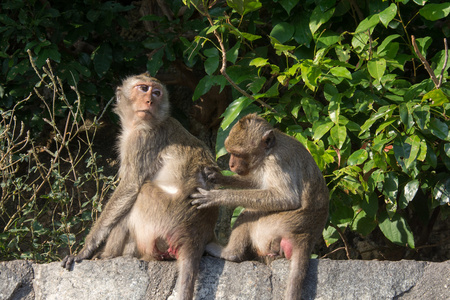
183, 0, 450, 253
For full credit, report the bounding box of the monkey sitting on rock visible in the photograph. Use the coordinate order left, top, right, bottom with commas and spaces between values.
61, 73, 218, 300
191, 113, 329, 300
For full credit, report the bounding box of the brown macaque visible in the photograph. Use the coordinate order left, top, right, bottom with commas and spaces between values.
61, 73, 218, 300
191, 113, 329, 300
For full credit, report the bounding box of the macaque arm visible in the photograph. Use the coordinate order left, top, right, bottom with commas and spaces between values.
203, 167, 255, 189
61, 180, 140, 269
192, 188, 300, 212
212, 174, 255, 189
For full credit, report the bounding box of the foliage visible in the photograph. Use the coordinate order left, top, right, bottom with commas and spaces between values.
1, 0, 450, 261
0, 54, 116, 261
182, 0, 450, 253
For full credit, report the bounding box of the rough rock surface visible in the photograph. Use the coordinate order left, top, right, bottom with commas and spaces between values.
0, 257, 448, 299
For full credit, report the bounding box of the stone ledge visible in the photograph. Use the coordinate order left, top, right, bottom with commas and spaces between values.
1, 257, 448, 299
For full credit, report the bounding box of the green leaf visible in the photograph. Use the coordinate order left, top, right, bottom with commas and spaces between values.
313, 121, 334, 141
227, 0, 262, 16
193, 76, 212, 101
348, 149, 368, 166
300, 62, 321, 91
362, 193, 379, 217
293, 12, 313, 46
216, 103, 261, 158
279, 0, 299, 15
309, 6, 335, 35
379, 3, 397, 28
93, 44, 113, 77
367, 58, 386, 81
249, 57, 269, 67
399, 103, 415, 131
205, 55, 219, 75
227, 42, 240, 64
378, 211, 415, 249
301, 97, 321, 123
352, 210, 377, 236
330, 66, 352, 80
419, 3, 450, 21
383, 172, 398, 217
404, 135, 421, 168
413, 105, 430, 130
422, 89, 450, 106
399, 180, 420, 209
377, 34, 401, 56
247, 77, 266, 94
330, 124, 347, 149
323, 225, 339, 247
270, 22, 295, 44
220, 96, 254, 130
359, 105, 396, 135
429, 118, 449, 140
355, 14, 380, 34
433, 177, 450, 206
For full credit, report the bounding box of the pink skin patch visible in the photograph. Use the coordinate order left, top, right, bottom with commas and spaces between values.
280, 238, 293, 259
153, 236, 180, 261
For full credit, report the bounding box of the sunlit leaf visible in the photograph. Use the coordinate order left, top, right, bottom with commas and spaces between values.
313, 121, 334, 141
422, 89, 450, 106
399, 180, 419, 209
330, 66, 352, 80
227, 0, 262, 16
348, 149, 368, 166
330, 124, 347, 149
378, 211, 415, 249
367, 58, 386, 81
309, 6, 335, 35
379, 3, 397, 28
433, 177, 450, 206
220, 96, 254, 130
323, 225, 339, 247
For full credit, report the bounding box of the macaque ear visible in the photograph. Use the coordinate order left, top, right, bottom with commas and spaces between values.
262, 130, 276, 150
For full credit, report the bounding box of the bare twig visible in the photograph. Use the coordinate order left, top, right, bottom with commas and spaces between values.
321, 246, 347, 258
333, 224, 352, 259
438, 38, 448, 88
411, 35, 440, 88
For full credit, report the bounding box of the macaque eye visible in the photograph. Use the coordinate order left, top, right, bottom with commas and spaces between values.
152, 89, 161, 97
137, 85, 150, 92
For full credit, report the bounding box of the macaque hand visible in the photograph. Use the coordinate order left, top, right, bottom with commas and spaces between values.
61, 248, 90, 270
191, 188, 220, 209
203, 166, 223, 184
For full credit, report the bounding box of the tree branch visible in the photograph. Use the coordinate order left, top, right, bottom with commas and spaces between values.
201, 9, 276, 112
438, 38, 448, 89
411, 35, 440, 88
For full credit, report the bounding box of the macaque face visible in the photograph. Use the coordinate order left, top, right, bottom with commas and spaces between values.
131, 80, 165, 121
228, 153, 250, 176
115, 74, 170, 127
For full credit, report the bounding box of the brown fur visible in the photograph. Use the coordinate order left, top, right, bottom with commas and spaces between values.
61, 73, 218, 300
191, 113, 329, 300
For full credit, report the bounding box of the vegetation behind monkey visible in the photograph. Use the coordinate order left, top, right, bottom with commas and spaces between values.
61, 73, 219, 300
192, 113, 329, 300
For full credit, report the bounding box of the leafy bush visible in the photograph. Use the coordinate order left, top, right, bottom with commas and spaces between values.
182, 0, 450, 256
0, 53, 116, 261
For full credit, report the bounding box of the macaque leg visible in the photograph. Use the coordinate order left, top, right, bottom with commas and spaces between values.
98, 217, 131, 258
284, 236, 314, 300
175, 245, 203, 300
217, 221, 252, 262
